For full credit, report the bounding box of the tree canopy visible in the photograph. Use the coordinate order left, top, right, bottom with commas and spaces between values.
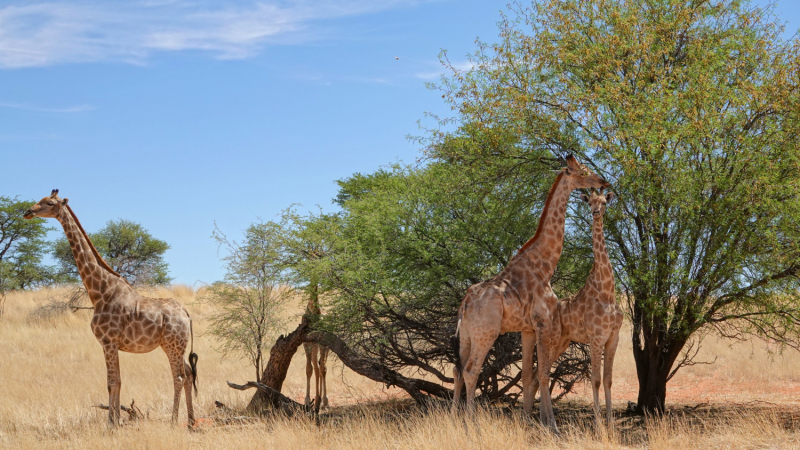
425, 0, 800, 413
53, 219, 172, 285
0, 196, 54, 292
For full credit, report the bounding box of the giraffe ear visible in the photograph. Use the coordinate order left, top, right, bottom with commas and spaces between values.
605, 192, 615, 203
581, 194, 589, 203
61, 198, 69, 206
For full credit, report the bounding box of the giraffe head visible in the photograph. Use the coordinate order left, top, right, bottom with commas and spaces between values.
23, 189, 68, 220
581, 188, 615, 218
559, 155, 609, 190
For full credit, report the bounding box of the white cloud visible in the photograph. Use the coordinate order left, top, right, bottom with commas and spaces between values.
414, 60, 475, 80
0, 1, 425, 68
0, 101, 96, 112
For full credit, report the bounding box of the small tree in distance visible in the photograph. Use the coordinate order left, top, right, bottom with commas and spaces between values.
53, 218, 171, 285
204, 221, 293, 381
0, 196, 55, 299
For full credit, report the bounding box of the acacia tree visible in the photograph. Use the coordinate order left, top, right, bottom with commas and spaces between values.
205, 221, 294, 380
0, 197, 54, 295
53, 219, 171, 285
429, 0, 800, 413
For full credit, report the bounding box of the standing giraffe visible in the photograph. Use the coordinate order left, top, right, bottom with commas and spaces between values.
529, 188, 623, 430
451, 156, 608, 431
303, 282, 329, 413
23, 190, 197, 429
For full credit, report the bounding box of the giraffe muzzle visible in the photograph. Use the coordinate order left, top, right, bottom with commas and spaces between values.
22, 209, 34, 219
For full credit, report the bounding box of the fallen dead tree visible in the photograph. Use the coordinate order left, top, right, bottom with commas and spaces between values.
238, 315, 590, 414
240, 315, 453, 414
227, 381, 307, 415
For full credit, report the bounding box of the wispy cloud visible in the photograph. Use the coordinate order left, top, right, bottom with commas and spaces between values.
0, 1, 425, 68
414, 60, 475, 80
0, 101, 96, 112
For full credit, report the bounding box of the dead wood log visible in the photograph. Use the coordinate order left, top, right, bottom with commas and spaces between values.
93, 399, 145, 421
229, 381, 306, 415
244, 315, 453, 413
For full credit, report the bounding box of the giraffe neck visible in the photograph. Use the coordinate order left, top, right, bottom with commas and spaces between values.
56, 206, 129, 306
306, 282, 320, 316
515, 174, 573, 278
589, 212, 614, 297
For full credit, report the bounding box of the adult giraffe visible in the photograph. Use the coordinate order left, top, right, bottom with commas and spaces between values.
451, 156, 608, 431
23, 190, 198, 429
530, 188, 623, 431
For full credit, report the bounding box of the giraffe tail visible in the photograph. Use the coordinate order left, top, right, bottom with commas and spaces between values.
189, 318, 198, 396
451, 319, 462, 378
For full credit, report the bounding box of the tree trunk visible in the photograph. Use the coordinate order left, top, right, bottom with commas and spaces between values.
632, 327, 687, 415
247, 317, 309, 411
635, 361, 668, 415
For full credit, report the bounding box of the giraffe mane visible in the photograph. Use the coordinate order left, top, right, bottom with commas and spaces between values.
65, 204, 130, 285
517, 172, 564, 255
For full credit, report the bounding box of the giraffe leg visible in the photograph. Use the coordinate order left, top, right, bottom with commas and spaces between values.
167, 353, 186, 425
319, 346, 329, 409
103, 344, 121, 428
528, 339, 569, 409
603, 333, 620, 430
535, 328, 559, 432
311, 345, 321, 415
304, 343, 313, 407
521, 331, 536, 415
589, 340, 603, 429
463, 332, 497, 414
183, 361, 195, 428
451, 332, 470, 415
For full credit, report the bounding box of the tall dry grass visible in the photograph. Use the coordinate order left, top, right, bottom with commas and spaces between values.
1, 286, 799, 449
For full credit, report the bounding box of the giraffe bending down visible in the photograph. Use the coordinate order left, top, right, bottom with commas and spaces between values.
24, 190, 198, 429
303, 283, 329, 413
529, 188, 623, 430
451, 156, 609, 431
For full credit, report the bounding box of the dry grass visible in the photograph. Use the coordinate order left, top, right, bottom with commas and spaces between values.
1, 287, 800, 449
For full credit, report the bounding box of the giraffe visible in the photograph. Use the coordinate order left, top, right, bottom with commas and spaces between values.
302, 282, 329, 414
23, 190, 198, 429
529, 188, 623, 430
451, 155, 609, 431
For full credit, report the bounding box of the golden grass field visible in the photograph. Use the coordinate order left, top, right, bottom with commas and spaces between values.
2, 286, 800, 449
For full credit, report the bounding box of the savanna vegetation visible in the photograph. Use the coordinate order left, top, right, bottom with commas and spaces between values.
2, 286, 800, 449
3, 0, 800, 445
248, 0, 800, 416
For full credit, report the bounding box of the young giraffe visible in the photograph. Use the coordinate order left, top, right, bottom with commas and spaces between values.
303, 282, 329, 413
451, 156, 609, 431
529, 188, 623, 430
23, 190, 198, 429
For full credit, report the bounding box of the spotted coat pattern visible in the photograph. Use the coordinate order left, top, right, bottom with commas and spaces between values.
23, 191, 196, 429
530, 189, 623, 431
451, 156, 609, 432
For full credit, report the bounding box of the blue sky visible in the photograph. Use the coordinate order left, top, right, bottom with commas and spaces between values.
2, 0, 798, 286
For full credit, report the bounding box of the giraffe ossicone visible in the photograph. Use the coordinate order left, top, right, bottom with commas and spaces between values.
23, 190, 199, 429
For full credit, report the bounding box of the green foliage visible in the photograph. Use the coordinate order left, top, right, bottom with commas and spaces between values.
53, 219, 171, 285
301, 158, 593, 396
0, 197, 54, 292
204, 220, 295, 380
428, 0, 800, 412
